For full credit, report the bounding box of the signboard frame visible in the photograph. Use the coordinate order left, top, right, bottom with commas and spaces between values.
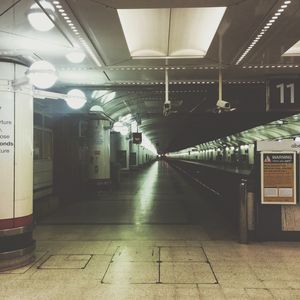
261, 151, 297, 205
132, 132, 142, 144
266, 78, 300, 112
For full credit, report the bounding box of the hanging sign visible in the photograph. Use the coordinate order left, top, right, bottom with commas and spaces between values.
261, 152, 296, 204
132, 132, 142, 144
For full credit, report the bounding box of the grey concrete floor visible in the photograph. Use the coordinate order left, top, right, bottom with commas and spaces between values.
1, 161, 300, 299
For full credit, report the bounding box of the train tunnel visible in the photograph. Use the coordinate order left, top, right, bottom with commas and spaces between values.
1, 0, 300, 299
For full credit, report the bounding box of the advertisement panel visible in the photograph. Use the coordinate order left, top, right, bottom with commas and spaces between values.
0, 91, 14, 219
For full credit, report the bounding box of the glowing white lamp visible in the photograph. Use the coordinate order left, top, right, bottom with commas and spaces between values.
120, 126, 129, 136
66, 89, 86, 109
66, 51, 86, 63
295, 136, 300, 144
90, 105, 104, 112
27, 1, 55, 32
112, 121, 123, 132
27, 60, 57, 89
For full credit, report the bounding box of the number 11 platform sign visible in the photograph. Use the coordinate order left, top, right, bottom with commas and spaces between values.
267, 79, 300, 112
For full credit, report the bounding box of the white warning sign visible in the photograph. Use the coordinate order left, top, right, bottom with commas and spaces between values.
261, 152, 297, 205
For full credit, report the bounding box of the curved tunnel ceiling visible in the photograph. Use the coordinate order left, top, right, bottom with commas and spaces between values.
1, 0, 300, 153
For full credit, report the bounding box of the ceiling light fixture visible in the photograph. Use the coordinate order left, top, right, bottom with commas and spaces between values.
27, 0, 55, 32
236, 0, 291, 64
65, 51, 86, 63
89, 105, 104, 112
27, 60, 57, 89
66, 89, 87, 109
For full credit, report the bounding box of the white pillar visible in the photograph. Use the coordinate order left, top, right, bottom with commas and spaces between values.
0, 62, 34, 270
119, 134, 130, 170
88, 118, 111, 187
130, 142, 139, 169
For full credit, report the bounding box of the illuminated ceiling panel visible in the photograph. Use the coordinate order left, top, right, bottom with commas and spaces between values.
117, 7, 226, 59
117, 8, 169, 57
169, 7, 226, 57
282, 40, 300, 56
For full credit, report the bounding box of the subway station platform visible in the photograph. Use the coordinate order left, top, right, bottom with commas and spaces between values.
1, 161, 300, 300
2, 1, 300, 299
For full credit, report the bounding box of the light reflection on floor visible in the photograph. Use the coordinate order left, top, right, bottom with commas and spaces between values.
134, 162, 159, 225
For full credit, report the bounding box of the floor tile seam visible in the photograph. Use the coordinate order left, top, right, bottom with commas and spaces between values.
28, 252, 52, 277
244, 287, 276, 299
200, 246, 219, 285
101, 246, 120, 283
0, 251, 49, 276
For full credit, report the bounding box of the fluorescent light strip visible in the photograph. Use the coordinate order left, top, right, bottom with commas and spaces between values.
113, 80, 263, 85
236, 0, 292, 65
51, 0, 102, 67
242, 64, 299, 69
107, 66, 219, 71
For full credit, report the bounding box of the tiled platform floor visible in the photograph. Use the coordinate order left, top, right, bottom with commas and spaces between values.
1, 162, 300, 299
1, 232, 300, 299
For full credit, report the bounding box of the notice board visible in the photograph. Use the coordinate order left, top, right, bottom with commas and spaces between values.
261, 152, 297, 204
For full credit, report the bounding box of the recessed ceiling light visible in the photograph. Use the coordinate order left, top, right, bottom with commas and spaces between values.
281, 5, 287, 8
277, 8, 284, 12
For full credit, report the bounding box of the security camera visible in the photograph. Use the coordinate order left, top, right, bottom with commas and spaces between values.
216, 99, 231, 109
163, 102, 172, 116
164, 102, 171, 110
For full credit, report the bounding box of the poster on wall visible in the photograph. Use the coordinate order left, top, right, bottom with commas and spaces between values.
261, 152, 297, 205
